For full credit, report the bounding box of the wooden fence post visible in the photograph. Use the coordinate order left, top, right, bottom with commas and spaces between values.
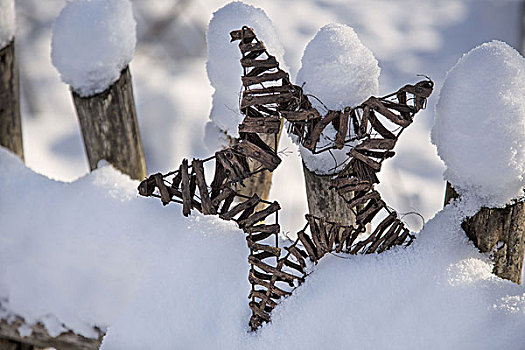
72, 66, 146, 180
303, 165, 356, 226
444, 181, 525, 284
0, 39, 23, 160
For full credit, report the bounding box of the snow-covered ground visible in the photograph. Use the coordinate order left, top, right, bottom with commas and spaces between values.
2, 0, 525, 348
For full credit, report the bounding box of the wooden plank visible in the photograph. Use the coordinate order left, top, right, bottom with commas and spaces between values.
344, 190, 381, 209
249, 290, 278, 308
180, 159, 192, 216
230, 28, 255, 41
153, 173, 171, 205
244, 86, 295, 95
244, 224, 280, 235
210, 186, 235, 208
303, 110, 340, 151
234, 139, 281, 172
210, 159, 226, 199
238, 116, 281, 134
239, 41, 265, 53
335, 107, 350, 149
297, 230, 317, 262
363, 96, 411, 127
240, 92, 294, 109
238, 201, 280, 228
285, 246, 307, 269
219, 189, 236, 214
246, 238, 281, 257
241, 56, 278, 68
138, 175, 156, 197
283, 258, 304, 274
241, 70, 288, 86
281, 108, 321, 122
349, 148, 382, 172
337, 227, 355, 253
356, 199, 386, 225
378, 221, 405, 253
248, 274, 292, 297
306, 215, 324, 257
248, 256, 298, 283
358, 106, 369, 137
356, 138, 396, 150
400, 81, 433, 98
220, 194, 261, 220
248, 302, 271, 322
366, 109, 396, 139
332, 177, 373, 194
216, 149, 250, 182
192, 159, 216, 215
367, 219, 401, 254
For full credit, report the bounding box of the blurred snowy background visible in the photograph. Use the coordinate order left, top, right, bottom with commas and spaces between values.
15, 0, 523, 234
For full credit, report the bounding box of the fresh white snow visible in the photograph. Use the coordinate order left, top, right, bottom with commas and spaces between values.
295, 23, 380, 175
51, 0, 136, 97
432, 41, 525, 207
204, 1, 286, 148
1, 147, 524, 349
0, 0, 15, 48
4, 1, 525, 348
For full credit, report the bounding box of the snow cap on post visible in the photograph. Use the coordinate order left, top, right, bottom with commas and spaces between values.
205, 1, 285, 145
296, 24, 380, 174
51, 0, 136, 97
432, 41, 525, 207
0, 0, 15, 48
296, 23, 380, 111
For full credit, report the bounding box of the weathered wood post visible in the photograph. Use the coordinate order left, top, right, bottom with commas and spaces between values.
0, 0, 23, 160
72, 66, 146, 180
296, 24, 380, 226
302, 164, 355, 225
435, 41, 525, 284
51, 0, 146, 180
444, 182, 525, 284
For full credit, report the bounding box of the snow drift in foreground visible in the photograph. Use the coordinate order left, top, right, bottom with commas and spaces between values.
204, 1, 286, 148
432, 41, 525, 207
51, 0, 136, 97
0, 0, 15, 48
1, 147, 524, 349
295, 23, 380, 175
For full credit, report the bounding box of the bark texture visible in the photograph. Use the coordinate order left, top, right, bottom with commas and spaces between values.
0, 314, 103, 350
0, 40, 23, 160
445, 182, 525, 284
72, 66, 146, 180
462, 201, 525, 284
302, 164, 356, 226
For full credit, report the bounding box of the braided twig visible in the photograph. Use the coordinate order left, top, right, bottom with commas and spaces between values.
138, 27, 433, 331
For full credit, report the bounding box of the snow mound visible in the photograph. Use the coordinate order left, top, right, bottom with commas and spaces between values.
296, 23, 379, 111
205, 1, 286, 147
1, 145, 525, 348
0, 0, 15, 48
51, 0, 136, 97
432, 41, 525, 207
295, 24, 380, 174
